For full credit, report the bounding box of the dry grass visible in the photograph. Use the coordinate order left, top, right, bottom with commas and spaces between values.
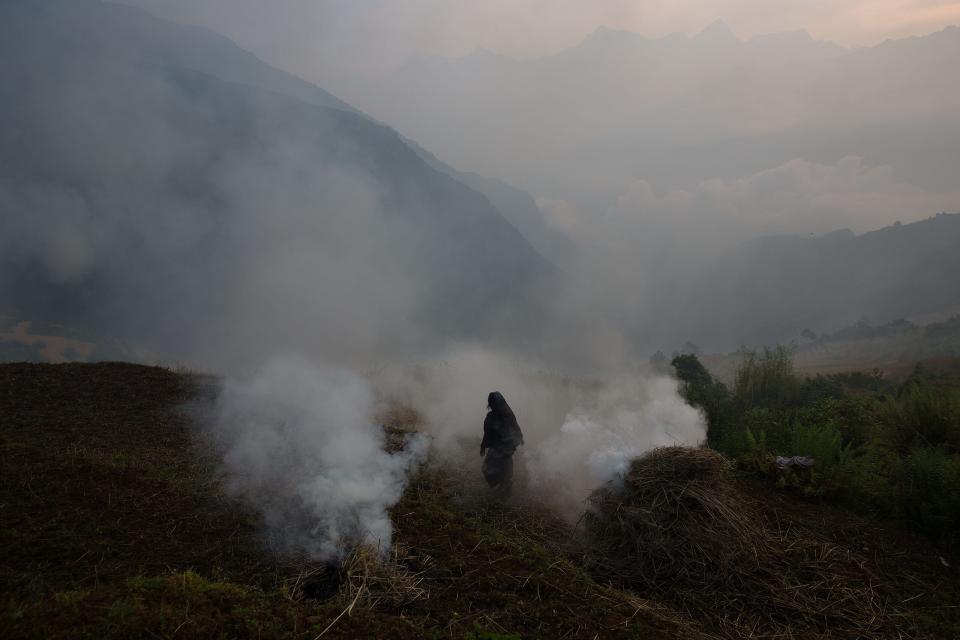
339, 544, 432, 611
4, 364, 955, 639
376, 402, 424, 433
294, 545, 433, 639
585, 447, 924, 639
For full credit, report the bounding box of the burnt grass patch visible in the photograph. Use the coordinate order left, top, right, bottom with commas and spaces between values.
1, 362, 957, 638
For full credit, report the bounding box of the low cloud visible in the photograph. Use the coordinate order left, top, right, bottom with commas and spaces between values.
612, 156, 959, 238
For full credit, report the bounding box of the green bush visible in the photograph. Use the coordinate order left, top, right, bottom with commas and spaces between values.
719, 407, 782, 458
796, 397, 877, 448
892, 446, 960, 543
791, 422, 848, 468
734, 346, 802, 409
840, 444, 900, 513
798, 375, 847, 403
789, 422, 853, 495
679, 345, 960, 546
880, 384, 960, 453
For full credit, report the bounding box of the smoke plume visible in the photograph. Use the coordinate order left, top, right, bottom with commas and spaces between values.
211, 356, 429, 559
526, 375, 705, 513
373, 347, 706, 515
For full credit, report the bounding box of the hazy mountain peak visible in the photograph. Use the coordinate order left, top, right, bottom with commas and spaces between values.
695, 19, 739, 43
578, 25, 649, 49
465, 46, 506, 60
588, 25, 615, 37
746, 28, 845, 55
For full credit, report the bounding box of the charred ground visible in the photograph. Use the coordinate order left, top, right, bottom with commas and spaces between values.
1, 363, 957, 639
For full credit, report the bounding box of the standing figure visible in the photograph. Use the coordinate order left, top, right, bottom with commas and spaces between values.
480, 391, 524, 494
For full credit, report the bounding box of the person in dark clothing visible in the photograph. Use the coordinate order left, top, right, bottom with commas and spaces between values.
481, 391, 524, 493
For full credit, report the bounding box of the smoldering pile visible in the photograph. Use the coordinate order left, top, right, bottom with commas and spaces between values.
584, 447, 905, 639
290, 544, 433, 610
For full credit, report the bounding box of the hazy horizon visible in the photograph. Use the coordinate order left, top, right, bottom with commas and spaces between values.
121, 1, 960, 64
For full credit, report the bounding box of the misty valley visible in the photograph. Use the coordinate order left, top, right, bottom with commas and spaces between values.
2, 1, 959, 639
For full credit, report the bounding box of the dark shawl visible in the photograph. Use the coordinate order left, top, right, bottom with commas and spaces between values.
481, 391, 524, 453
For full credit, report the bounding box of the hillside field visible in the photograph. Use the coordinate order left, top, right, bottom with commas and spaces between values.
2, 363, 958, 639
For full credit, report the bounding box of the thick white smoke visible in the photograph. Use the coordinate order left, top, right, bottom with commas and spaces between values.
211, 356, 429, 560
373, 347, 706, 514
525, 376, 705, 513
208, 350, 701, 560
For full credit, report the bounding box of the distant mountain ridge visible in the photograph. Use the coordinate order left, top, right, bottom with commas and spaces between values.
346, 20, 960, 208
679, 214, 960, 348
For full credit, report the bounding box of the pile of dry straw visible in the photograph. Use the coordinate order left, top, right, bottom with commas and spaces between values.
585, 447, 909, 639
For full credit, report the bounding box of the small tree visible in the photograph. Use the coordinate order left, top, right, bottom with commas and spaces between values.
672, 353, 730, 447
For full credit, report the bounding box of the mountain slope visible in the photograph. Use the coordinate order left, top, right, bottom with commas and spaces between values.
20, 0, 358, 115
68, 0, 564, 272
0, 0, 553, 364
404, 139, 574, 263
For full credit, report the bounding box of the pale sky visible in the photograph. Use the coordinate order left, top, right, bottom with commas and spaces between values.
331, 0, 960, 55
118, 0, 960, 97
127, 0, 960, 62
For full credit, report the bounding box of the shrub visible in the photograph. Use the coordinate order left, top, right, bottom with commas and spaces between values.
880, 384, 960, 453
719, 407, 782, 458
892, 446, 960, 543
734, 346, 802, 409
788, 422, 853, 495
791, 422, 845, 465
839, 444, 900, 514
695, 347, 960, 547
798, 375, 846, 403
797, 397, 877, 448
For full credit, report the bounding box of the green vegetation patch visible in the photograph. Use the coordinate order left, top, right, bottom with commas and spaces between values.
673, 347, 960, 548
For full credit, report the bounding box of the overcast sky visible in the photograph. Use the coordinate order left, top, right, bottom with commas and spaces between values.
125, 0, 960, 72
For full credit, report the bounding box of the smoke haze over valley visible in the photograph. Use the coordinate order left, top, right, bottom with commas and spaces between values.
2, 0, 960, 570
4, 0, 960, 363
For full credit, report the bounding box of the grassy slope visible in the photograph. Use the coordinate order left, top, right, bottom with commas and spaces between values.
0, 363, 704, 639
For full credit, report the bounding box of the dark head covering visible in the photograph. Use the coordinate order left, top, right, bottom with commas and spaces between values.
485, 391, 524, 450
488, 391, 511, 414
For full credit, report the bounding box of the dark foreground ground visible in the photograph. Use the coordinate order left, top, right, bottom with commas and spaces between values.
1, 363, 957, 639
